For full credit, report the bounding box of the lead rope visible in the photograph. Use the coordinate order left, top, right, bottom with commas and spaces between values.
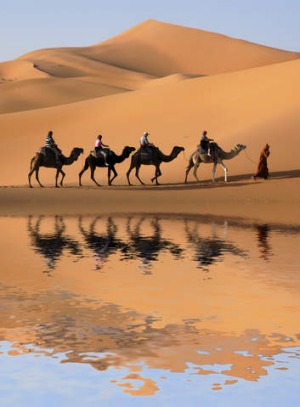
243, 149, 257, 166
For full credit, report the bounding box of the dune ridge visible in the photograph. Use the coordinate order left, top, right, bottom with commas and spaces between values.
0, 19, 299, 114
0, 19, 299, 226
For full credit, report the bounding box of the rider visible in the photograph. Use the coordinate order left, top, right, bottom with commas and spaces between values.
94, 134, 110, 165
45, 130, 62, 163
199, 130, 214, 157
140, 131, 154, 154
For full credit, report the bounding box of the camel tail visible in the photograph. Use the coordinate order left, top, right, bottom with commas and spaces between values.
29, 153, 39, 171
30, 156, 35, 171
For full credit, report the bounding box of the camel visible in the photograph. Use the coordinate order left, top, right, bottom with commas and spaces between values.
184, 143, 246, 183
122, 217, 183, 272
79, 146, 136, 186
28, 147, 84, 188
27, 215, 82, 273
126, 146, 185, 185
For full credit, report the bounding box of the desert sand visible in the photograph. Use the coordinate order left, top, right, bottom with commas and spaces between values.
0, 19, 299, 225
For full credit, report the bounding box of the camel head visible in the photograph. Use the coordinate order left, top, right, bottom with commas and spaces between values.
173, 146, 185, 155
235, 144, 247, 152
124, 146, 136, 154
71, 147, 84, 160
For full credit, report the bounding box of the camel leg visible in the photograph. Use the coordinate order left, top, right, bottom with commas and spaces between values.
55, 168, 63, 188
192, 163, 200, 182
184, 163, 193, 183
212, 162, 228, 182
59, 169, 66, 187
35, 168, 44, 187
78, 159, 89, 186
108, 166, 117, 186
135, 165, 145, 185
28, 168, 35, 188
28, 157, 42, 187
126, 165, 134, 185
151, 165, 162, 185
220, 161, 228, 182
212, 163, 217, 182
28, 158, 36, 187
90, 164, 101, 187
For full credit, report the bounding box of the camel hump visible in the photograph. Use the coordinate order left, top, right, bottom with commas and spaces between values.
138, 145, 158, 159
39, 146, 47, 155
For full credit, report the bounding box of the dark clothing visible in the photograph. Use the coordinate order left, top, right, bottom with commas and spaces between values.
199, 132, 213, 155
200, 135, 209, 152
254, 144, 270, 179
44, 132, 61, 162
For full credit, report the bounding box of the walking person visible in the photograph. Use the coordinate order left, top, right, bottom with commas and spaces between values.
253, 144, 270, 180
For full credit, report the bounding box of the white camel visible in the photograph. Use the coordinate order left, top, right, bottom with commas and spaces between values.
184, 143, 247, 183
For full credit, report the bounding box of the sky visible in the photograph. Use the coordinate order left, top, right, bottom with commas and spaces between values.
1, 0, 299, 62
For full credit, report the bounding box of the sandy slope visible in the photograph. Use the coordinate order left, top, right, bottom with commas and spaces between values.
0, 19, 299, 224
1, 20, 299, 114
87, 19, 300, 76
0, 57, 299, 187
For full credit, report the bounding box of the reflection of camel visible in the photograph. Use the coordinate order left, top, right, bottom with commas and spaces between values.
28, 147, 84, 187
185, 143, 246, 183
78, 146, 135, 186
122, 217, 183, 271
27, 216, 82, 272
78, 216, 126, 269
2, 288, 293, 396
126, 146, 184, 185
4, 215, 300, 398
256, 224, 273, 261
185, 221, 247, 269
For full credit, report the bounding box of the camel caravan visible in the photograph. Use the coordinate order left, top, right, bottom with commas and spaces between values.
28, 130, 246, 188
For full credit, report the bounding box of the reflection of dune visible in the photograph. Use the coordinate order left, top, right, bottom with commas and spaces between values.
0, 214, 299, 395
0, 288, 298, 394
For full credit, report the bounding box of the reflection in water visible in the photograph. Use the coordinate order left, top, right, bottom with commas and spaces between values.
185, 220, 247, 270
121, 217, 183, 273
78, 216, 126, 271
0, 215, 299, 404
27, 215, 82, 273
256, 224, 273, 261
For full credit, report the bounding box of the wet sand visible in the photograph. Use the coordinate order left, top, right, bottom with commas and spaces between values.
1, 175, 299, 226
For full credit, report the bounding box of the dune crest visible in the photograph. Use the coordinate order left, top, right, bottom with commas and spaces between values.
89, 19, 300, 76
0, 19, 299, 114
0, 19, 299, 193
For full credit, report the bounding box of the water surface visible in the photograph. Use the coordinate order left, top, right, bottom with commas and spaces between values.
0, 215, 299, 406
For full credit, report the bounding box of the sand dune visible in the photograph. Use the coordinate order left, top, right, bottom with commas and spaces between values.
87, 19, 300, 76
1, 19, 299, 114
0, 19, 299, 217
0, 57, 299, 187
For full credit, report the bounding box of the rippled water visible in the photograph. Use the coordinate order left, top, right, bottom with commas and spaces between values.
0, 215, 299, 407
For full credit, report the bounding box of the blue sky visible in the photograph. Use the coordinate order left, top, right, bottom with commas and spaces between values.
1, 0, 299, 62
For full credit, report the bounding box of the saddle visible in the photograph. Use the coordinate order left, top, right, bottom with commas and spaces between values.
91, 149, 110, 160
139, 146, 156, 160
140, 151, 153, 159
39, 146, 56, 155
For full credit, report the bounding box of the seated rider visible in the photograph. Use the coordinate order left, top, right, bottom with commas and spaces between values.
199, 130, 214, 157
94, 134, 109, 166
140, 131, 154, 154
45, 130, 62, 163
